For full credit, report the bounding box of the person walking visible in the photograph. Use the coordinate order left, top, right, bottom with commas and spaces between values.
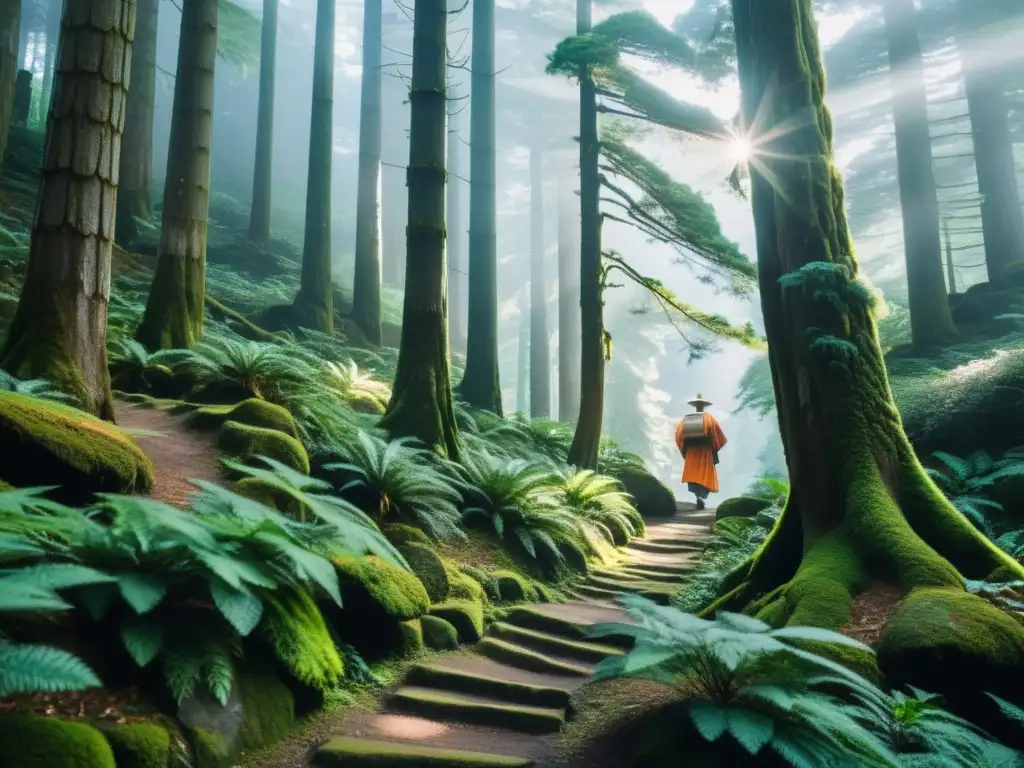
674, 393, 728, 510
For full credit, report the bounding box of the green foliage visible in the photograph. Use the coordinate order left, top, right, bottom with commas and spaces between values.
421, 615, 460, 650
0, 714, 116, 768
216, 0, 262, 72
108, 337, 192, 392
0, 370, 76, 405
925, 449, 1024, 536
746, 475, 790, 507
545, 32, 620, 79
323, 360, 392, 414
556, 469, 645, 545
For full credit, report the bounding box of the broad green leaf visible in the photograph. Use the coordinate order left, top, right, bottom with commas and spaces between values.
121, 615, 165, 667
689, 700, 729, 742
726, 707, 774, 754
0, 641, 100, 697
210, 579, 264, 636
0, 563, 115, 591
118, 574, 168, 614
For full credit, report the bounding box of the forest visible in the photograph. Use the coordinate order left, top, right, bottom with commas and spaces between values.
1, 0, 1024, 765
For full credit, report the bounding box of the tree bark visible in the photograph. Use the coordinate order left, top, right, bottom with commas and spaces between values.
882, 0, 958, 349
447, 77, 466, 353
289, 0, 334, 333
457, 0, 502, 414
378, 0, 458, 458
0, 0, 19, 171
709, 0, 1022, 628
567, 0, 603, 469
557, 168, 580, 423
351, 0, 383, 345
0, 0, 135, 419
38, 0, 58, 122
529, 141, 551, 418
247, 0, 278, 246
135, 0, 218, 350
962, 51, 1024, 282
115, 0, 157, 245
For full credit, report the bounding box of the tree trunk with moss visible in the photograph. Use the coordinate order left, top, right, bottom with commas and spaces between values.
567, 0, 603, 469
447, 77, 466, 352
351, 0, 382, 345
115, 0, 157, 246
136, 0, 217, 350
0, 0, 20, 171
709, 0, 1024, 632
378, 0, 458, 458
288, 0, 335, 334
558, 168, 580, 423
247, 0, 277, 247
0, 0, 135, 419
529, 140, 551, 418
457, 0, 502, 414
882, 0, 958, 349
962, 52, 1024, 282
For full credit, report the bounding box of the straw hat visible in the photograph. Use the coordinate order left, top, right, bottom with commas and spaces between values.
687, 392, 712, 408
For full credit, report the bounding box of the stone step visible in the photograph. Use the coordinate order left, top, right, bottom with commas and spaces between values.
580, 576, 673, 605
388, 686, 565, 734
488, 622, 625, 665
504, 606, 634, 649
620, 566, 691, 584
477, 637, 592, 677
406, 662, 572, 710
590, 567, 644, 582
312, 737, 534, 767
575, 583, 624, 601
628, 539, 706, 554
619, 560, 695, 576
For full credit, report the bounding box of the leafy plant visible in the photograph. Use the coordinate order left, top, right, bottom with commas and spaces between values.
556, 469, 645, 543
0, 370, 76, 404
108, 337, 193, 391
996, 530, 1024, 564
324, 360, 392, 414
964, 578, 1024, 615
747, 474, 789, 506
925, 449, 1024, 536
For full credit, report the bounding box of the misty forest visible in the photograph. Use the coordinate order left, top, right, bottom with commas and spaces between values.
3, 0, 1024, 765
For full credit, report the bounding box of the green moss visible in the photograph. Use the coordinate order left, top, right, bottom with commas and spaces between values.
233, 477, 301, 517
189, 727, 230, 768
383, 523, 430, 547
312, 736, 533, 767
0, 391, 153, 502
492, 570, 536, 603
611, 466, 676, 518
459, 564, 500, 601
0, 480, 13, 491
399, 619, 425, 654
789, 639, 882, 684
217, 420, 310, 474
877, 587, 1024, 701
421, 615, 460, 650
237, 670, 296, 752
101, 722, 171, 768
188, 398, 299, 438
445, 562, 487, 603
715, 496, 772, 520
390, 686, 565, 734
334, 555, 430, 621
428, 600, 484, 643
0, 714, 115, 767
400, 543, 450, 603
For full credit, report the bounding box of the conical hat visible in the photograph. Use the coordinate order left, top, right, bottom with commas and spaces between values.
687, 392, 712, 407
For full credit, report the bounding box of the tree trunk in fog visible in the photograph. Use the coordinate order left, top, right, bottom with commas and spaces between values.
567, 0, 603, 469
447, 78, 466, 352
116, 0, 158, 246
517, 298, 528, 415
379, 0, 458, 458
136, 0, 218, 350
352, 0, 383, 345
529, 142, 550, 419
0, 0, 19, 171
38, 0, 58, 122
381, 73, 406, 288
247, 0, 278, 246
0, 0, 135, 418
962, 53, 1024, 282
882, 0, 958, 349
290, 0, 335, 333
458, 0, 502, 414
558, 169, 580, 424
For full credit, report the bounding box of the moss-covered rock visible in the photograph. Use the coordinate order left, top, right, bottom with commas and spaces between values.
101, 722, 171, 768
421, 615, 460, 650
0, 391, 153, 502
233, 477, 301, 517
217, 420, 310, 474
400, 619, 425, 654
877, 587, 1024, 702
0, 480, 13, 492
400, 543, 450, 603
429, 600, 484, 643
383, 523, 430, 547
446, 562, 487, 603
187, 398, 299, 438
189, 727, 230, 768
0, 714, 115, 767
236, 670, 296, 753
611, 466, 676, 518
492, 570, 535, 603
716, 496, 773, 520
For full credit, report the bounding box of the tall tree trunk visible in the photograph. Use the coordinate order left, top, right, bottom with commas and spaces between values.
447, 77, 466, 352
116, 0, 158, 245
709, 0, 1021, 630
351, 0, 383, 345
457, 0, 502, 414
529, 141, 551, 418
135, 0, 218, 350
963, 51, 1024, 282
882, 0, 958, 349
290, 0, 335, 333
247, 0, 278, 246
381, 71, 406, 288
557, 168, 580, 423
38, 0, 58, 121
0, 0, 19, 170
517, 297, 528, 415
378, 0, 458, 458
567, 0, 603, 469
0, 0, 135, 418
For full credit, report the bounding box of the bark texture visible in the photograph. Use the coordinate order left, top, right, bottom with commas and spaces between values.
457, 0, 502, 414
247, 0, 278, 246
290, 0, 335, 333
709, 0, 1022, 629
447, 77, 466, 352
557, 168, 581, 423
567, 0, 603, 469
378, 0, 458, 458
529, 141, 551, 418
0, 0, 136, 418
39, 0, 58, 122
962, 50, 1024, 282
136, 0, 218, 350
882, 0, 958, 348
0, 0, 20, 169
116, 0, 157, 244
351, 0, 383, 345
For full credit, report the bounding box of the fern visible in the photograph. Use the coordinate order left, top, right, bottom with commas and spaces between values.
926, 446, 1024, 537
556, 468, 645, 543
0, 370, 76, 404
324, 360, 392, 414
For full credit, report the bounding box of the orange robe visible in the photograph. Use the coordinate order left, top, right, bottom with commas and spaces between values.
674, 413, 728, 493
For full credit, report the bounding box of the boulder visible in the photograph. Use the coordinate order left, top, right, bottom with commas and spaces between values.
428, 600, 484, 643
421, 615, 460, 650
715, 496, 773, 520
0, 714, 115, 768
611, 466, 676, 518
217, 421, 310, 474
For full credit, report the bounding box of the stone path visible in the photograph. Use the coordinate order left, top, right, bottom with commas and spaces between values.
310, 505, 715, 768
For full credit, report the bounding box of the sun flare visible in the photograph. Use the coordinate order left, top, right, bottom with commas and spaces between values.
729, 136, 753, 163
